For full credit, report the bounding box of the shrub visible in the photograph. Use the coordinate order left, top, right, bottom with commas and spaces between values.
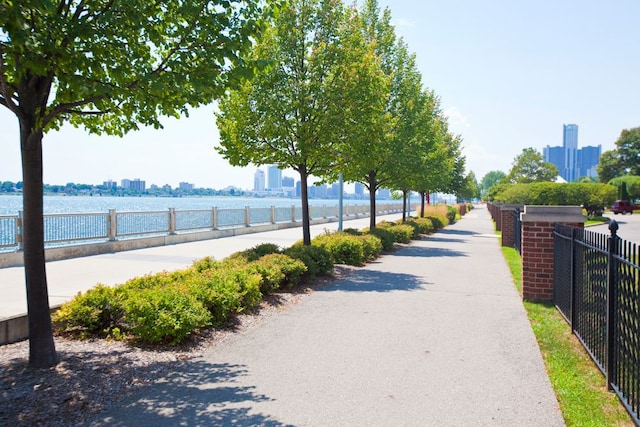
53, 284, 123, 336
122, 286, 211, 344
365, 227, 395, 251
377, 222, 412, 243
228, 242, 282, 262
283, 244, 334, 281
191, 256, 219, 272
250, 253, 307, 292
428, 215, 447, 230
342, 228, 362, 236
360, 234, 383, 260
312, 232, 366, 266
445, 205, 457, 224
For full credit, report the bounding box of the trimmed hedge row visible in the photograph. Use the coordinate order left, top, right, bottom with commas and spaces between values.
54, 211, 452, 345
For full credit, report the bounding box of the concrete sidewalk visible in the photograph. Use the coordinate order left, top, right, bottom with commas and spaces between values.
89, 207, 565, 426
1, 214, 404, 320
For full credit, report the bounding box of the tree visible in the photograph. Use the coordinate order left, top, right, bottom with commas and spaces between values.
506, 148, 558, 183
217, 0, 381, 245
615, 127, 640, 176
597, 127, 640, 182
479, 170, 506, 198
1, 0, 268, 368
596, 150, 622, 183
458, 171, 480, 201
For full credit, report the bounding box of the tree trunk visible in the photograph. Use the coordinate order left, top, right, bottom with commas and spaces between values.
420, 191, 425, 218
367, 172, 377, 230
298, 165, 311, 246
20, 120, 58, 368
402, 190, 407, 222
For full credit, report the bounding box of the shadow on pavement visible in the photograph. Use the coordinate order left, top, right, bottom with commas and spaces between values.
93, 361, 292, 427
394, 245, 468, 258
436, 228, 480, 236
323, 269, 429, 293
422, 236, 466, 244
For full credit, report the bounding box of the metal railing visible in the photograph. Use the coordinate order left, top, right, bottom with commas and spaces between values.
513, 207, 522, 254
554, 221, 640, 424
1, 203, 403, 252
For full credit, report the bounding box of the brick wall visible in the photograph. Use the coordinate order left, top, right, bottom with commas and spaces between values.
520, 206, 586, 302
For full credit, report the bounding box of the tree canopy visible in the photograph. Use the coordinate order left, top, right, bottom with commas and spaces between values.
217, 0, 385, 244
506, 148, 558, 183
1, 0, 270, 367
597, 126, 640, 182
479, 170, 506, 198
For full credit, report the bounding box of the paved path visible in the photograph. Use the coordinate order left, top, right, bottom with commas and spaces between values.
90, 208, 565, 426
1, 214, 404, 320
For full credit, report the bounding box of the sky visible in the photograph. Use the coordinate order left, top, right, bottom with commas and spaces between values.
1, 0, 639, 190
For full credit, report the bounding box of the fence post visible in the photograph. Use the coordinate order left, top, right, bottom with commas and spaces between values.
569, 227, 578, 331
291, 205, 296, 222
17, 210, 23, 250
323, 205, 327, 219
271, 206, 276, 224
520, 206, 587, 302
107, 209, 117, 241
212, 207, 218, 230
245, 206, 251, 227
606, 220, 619, 391
168, 208, 176, 235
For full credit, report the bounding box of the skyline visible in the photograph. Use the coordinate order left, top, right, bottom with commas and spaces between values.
1, 1, 639, 190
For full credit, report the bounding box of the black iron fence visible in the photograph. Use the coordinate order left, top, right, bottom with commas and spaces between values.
513, 207, 522, 254
553, 221, 640, 424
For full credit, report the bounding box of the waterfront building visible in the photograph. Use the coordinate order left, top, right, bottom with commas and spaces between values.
102, 180, 117, 189
543, 124, 600, 182
282, 176, 294, 188
355, 182, 365, 197
179, 182, 195, 191
563, 124, 578, 182
577, 145, 602, 179
267, 165, 282, 191
254, 169, 265, 192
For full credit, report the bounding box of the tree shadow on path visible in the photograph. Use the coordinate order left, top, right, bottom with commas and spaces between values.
92, 360, 292, 427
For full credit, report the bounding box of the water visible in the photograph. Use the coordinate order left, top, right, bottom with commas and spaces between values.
0, 194, 384, 215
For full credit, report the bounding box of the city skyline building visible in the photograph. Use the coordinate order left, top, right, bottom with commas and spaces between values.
253, 169, 265, 192
544, 124, 601, 181
563, 124, 579, 182
267, 165, 282, 190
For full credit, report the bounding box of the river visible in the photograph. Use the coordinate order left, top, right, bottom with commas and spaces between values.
0, 194, 389, 215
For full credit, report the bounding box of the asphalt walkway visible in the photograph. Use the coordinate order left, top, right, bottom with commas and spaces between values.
88, 207, 565, 426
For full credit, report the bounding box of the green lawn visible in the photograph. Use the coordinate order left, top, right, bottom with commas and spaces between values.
501, 246, 633, 426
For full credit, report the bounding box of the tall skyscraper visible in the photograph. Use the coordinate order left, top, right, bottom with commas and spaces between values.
254, 169, 265, 192
563, 124, 579, 182
355, 182, 365, 197
577, 145, 602, 178
544, 124, 601, 181
267, 165, 282, 190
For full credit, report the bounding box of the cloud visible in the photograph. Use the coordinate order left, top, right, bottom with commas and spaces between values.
443, 106, 471, 129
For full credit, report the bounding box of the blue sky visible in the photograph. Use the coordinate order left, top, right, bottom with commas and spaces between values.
1, 0, 639, 189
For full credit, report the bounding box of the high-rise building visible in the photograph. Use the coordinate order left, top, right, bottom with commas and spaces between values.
282, 176, 294, 188
267, 165, 282, 190
543, 146, 565, 178
254, 169, 265, 192
179, 182, 194, 191
355, 182, 365, 196
563, 124, 579, 182
544, 124, 601, 182
577, 145, 602, 179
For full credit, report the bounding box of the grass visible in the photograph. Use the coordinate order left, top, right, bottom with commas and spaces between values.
501, 246, 633, 426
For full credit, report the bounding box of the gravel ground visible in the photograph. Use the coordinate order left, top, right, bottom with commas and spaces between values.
0, 267, 353, 426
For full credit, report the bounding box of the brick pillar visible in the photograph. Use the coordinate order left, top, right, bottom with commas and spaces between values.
500, 205, 523, 248
520, 206, 586, 302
